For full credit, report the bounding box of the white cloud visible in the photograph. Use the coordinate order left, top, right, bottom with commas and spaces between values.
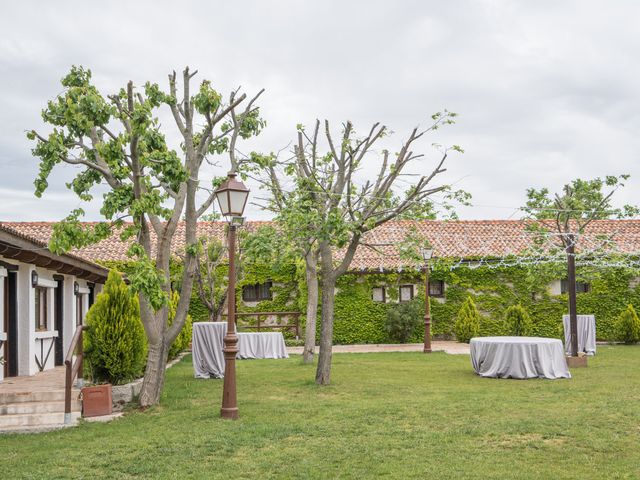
0, 0, 639, 222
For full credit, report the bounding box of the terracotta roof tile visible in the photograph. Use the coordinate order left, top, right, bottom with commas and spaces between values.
3, 219, 640, 270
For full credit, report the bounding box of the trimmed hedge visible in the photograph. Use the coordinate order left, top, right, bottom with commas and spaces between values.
505, 304, 533, 336
386, 298, 424, 343
454, 297, 480, 343
84, 270, 147, 385
616, 304, 640, 344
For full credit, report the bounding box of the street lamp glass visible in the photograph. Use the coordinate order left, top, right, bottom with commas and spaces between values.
214, 172, 250, 217
421, 248, 434, 261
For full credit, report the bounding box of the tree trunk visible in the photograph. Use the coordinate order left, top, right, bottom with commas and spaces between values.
315, 272, 336, 384
316, 242, 336, 384
566, 240, 579, 357
139, 339, 169, 407
303, 251, 318, 363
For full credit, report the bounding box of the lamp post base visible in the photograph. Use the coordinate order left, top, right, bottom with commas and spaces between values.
220, 407, 239, 419
566, 355, 588, 368
423, 318, 432, 354
220, 334, 239, 419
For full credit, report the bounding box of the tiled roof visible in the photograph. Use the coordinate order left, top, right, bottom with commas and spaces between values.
0, 222, 109, 281
3, 219, 640, 270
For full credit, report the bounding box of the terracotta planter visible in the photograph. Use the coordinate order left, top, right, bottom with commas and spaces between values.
82, 384, 113, 417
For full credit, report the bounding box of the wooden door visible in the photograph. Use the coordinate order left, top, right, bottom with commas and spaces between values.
54, 277, 64, 366
4, 272, 18, 377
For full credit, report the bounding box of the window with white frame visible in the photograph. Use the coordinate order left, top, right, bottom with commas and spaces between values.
76, 294, 84, 326
242, 281, 273, 302
429, 279, 445, 297
560, 280, 591, 294
399, 285, 414, 303
34, 286, 48, 331
372, 286, 386, 303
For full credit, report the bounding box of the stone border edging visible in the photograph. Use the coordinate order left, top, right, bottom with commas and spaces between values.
111, 350, 190, 409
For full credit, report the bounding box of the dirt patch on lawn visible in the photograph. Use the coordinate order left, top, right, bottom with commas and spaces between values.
485, 432, 568, 448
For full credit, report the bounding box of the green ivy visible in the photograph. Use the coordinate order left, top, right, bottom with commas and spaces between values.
100, 259, 640, 344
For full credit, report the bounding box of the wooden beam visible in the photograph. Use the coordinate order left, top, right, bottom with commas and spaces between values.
0, 229, 109, 283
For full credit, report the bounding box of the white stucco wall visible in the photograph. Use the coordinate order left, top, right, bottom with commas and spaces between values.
0, 266, 6, 383
549, 280, 562, 296
0, 255, 104, 378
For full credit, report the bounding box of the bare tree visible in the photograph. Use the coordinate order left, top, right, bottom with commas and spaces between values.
251, 113, 461, 382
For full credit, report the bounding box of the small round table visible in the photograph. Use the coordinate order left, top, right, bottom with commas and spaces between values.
470, 336, 571, 379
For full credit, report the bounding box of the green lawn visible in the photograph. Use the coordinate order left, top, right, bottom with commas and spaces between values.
1, 347, 640, 479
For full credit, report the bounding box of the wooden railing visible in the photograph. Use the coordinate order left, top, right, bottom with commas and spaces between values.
64, 324, 87, 424
223, 311, 301, 339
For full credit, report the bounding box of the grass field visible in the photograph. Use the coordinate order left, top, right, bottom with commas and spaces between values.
1, 346, 639, 479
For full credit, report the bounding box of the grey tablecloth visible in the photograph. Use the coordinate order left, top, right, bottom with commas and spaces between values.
562, 314, 596, 356
236, 332, 289, 360
192, 322, 227, 378
192, 322, 289, 379
470, 337, 571, 379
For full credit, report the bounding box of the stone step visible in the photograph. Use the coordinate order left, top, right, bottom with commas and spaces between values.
0, 400, 81, 415
0, 411, 81, 429
0, 389, 80, 405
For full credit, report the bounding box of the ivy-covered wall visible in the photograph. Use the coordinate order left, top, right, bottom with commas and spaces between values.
99, 259, 640, 344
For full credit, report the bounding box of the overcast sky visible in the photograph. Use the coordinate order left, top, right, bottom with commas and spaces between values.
1, 0, 638, 222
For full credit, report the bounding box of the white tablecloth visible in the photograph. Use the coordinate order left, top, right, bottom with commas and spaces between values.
562, 314, 596, 356
192, 322, 288, 379
470, 337, 571, 380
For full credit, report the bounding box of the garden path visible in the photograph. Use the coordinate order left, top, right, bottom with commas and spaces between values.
287, 341, 470, 355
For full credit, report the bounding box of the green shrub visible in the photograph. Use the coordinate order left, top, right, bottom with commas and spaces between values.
505, 304, 533, 336
615, 304, 640, 344
168, 291, 193, 359
385, 299, 423, 343
454, 297, 480, 343
479, 316, 507, 337
84, 270, 147, 385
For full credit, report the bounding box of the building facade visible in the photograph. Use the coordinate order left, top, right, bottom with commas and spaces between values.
0, 224, 108, 382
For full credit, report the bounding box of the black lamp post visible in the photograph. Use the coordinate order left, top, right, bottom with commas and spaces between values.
421, 248, 434, 353
214, 171, 250, 420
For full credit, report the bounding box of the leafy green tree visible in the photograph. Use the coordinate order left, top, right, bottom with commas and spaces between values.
85, 271, 147, 384
385, 299, 422, 343
250, 115, 463, 384
28, 66, 264, 405
454, 297, 480, 343
522, 176, 638, 356
616, 304, 640, 344
505, 304, 532, 336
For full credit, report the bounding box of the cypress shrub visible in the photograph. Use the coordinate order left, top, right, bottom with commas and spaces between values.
85, 270, 147, 385
505, 304, 533, 336
454, 296, 480, 343
615, 304, 640, 344
168, 291, 193, 359
385, 298, 423, 343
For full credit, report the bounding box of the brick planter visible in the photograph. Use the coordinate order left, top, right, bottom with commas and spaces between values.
82, 384, 113, 417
